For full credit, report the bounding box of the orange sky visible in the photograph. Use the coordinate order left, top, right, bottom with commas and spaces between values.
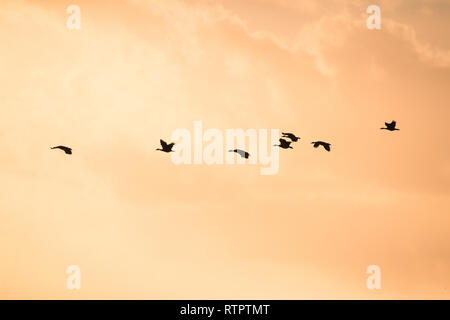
0, 0, 449, 299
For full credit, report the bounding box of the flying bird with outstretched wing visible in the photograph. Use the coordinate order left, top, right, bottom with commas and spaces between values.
156, 139, 175, 153
282, 132, 301, 142
311, 141, 331, 152
380, 120, 400, 131
51, 146, 72, 154
274, 138, 293, 149
228, 149, 250, 159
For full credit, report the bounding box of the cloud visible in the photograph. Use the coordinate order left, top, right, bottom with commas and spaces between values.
384, 18, 450, 68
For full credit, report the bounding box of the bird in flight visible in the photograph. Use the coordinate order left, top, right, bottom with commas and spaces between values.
229, 149, 250, 159
282, 132, 301, 142
274, 138, 293, 149
380, 120, 400, 131
311, 141, 331, 152
51, 145, 72, 154
156, 139, 175, 153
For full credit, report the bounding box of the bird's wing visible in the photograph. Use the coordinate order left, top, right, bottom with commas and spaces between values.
160, 139, 168, 148
236, 149, 245, 157
385, 122, 390, 127
167, 143, 175, 149
244, 152, 250, 158
324, 144, 330, 151
392, 121, 396, 126
52, 146, 71, 153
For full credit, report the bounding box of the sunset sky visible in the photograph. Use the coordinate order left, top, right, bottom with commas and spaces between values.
1, 0, 449, 299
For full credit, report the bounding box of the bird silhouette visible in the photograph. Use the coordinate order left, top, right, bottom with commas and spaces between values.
229, 149, 250, 159
274, 138, 293, 149
380, 120, 400, 131
51, 146, 72, 154
282, 132, 301, 142
156, 139, 175, 153
311, 141, 331, 152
